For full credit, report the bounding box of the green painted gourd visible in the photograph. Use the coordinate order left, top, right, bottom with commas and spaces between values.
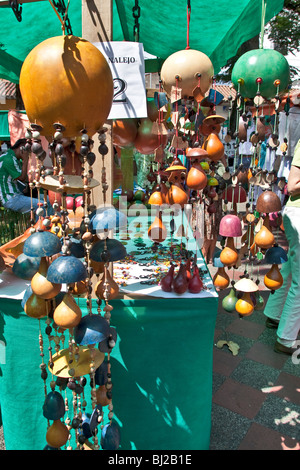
222, 287, 238, 312
232, 49, 290, 100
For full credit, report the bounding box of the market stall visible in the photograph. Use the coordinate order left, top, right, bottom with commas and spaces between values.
0, 218, 218, 450
0, 0, 293, 453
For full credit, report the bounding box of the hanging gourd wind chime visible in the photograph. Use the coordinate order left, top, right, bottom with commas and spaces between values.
158, 0, 214, 293
18, 24, 123, 450
222, 0, 291, 318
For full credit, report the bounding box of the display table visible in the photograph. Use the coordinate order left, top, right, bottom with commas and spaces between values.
0, 229, 218, 450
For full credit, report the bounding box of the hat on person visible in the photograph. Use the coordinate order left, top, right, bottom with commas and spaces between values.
11, 138, 27, 150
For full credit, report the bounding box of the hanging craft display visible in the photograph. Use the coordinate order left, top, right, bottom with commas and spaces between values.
4, 0, 296, 452
15, 14, 126, 447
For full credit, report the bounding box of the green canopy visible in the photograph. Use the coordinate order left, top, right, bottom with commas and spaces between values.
0, 0, 284, 83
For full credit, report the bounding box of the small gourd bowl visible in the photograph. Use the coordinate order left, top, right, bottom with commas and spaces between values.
74, 314, 111, 346
90, 238, 127, 262
256, 190, 282, 213
234, 277, 259, 293
47, 255, 87, 284
219, 214, 242, 238
264, 246, 288, 265
23, 231, 62, 258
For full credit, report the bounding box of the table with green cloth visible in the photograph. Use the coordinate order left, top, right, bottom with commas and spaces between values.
0, 235, 218, 451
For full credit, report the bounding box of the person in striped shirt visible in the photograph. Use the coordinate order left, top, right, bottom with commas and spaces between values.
0, 139, 53, 215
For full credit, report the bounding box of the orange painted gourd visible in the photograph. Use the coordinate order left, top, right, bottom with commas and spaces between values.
148, 211, 167, 243
186, 163, 208, 190
69, 280, 88, 296
235, 292, 254, 316
213, 267, 230, 289
202, 133, 224, 162
112, 119, 138, 148
148, 185, 165, 206
254, 216, 275, 249
166, 182, 188, 208
264, 264, 283, 290
245, 212, 256, 224
24, 294, 50, 319
53, 292, 82, 329
31, 257, 62, 300
46, 419, 69, 448
19, 35, 114, 137
94, 268, 119, 300
219, 238, 239, 266
89, 259, 105, 275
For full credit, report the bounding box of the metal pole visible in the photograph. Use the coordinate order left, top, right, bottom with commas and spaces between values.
82, 0, 113, 209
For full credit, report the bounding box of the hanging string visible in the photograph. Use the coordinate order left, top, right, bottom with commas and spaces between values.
48, 0, 71, 35
132, 0, 141, 42
259, 0, 267, 49
186, 0, 191, 50
175, 75, 180, 159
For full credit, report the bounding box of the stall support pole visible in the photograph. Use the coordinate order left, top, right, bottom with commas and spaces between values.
82, 0, 114, 209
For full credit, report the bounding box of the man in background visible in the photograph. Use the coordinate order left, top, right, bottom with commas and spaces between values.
0, 138, 52, 215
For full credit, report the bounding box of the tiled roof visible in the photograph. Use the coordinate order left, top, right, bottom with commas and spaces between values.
0, 77, 298, 106
0, 79, 16, 100
208, 84, 300, 105
212, 84, 237, 102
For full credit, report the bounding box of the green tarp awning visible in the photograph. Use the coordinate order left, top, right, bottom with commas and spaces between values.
0, 0, 284, 82
0, 111, 11, 140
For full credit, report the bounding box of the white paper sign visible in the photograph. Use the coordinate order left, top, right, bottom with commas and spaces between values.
93, 41, 148, 120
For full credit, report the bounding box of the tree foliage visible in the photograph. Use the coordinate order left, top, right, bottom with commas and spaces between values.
268, 1, 300, 57
217, 0, 300, 81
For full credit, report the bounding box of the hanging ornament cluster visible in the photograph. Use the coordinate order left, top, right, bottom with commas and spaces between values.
208, 0, 292, 320
214, 185, 287, 318
14, 32, 125, 450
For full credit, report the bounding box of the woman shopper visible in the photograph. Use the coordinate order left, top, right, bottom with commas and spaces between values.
264, 138, 300, 355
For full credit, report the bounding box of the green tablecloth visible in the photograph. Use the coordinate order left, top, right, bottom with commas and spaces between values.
0, 295, 217, 450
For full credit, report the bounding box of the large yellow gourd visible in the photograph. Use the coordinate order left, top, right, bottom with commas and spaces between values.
19, 35, 114, 137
